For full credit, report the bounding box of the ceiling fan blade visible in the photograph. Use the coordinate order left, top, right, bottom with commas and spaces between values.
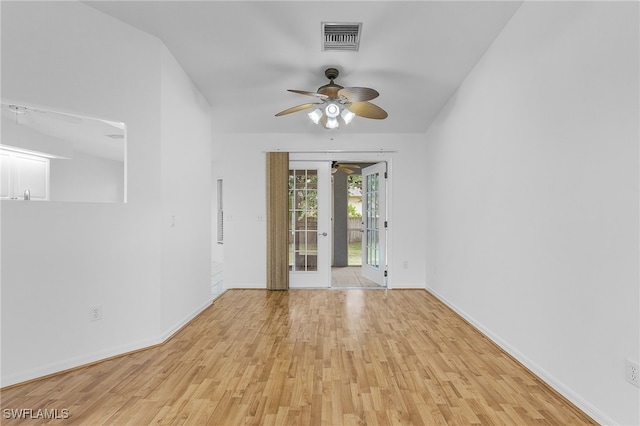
287, 89, 329, 100
340, 164, 361, 169
275, 103, 321, 117
339, 166, 354, 174
347, 102, 388, 120
338, 87, 379, 102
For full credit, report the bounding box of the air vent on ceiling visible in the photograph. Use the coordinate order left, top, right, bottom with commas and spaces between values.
322, 22, 362, 52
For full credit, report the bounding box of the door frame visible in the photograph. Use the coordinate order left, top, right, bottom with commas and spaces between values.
289, 151, 394, 288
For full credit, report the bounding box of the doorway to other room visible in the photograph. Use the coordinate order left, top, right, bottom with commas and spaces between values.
330, 161, 387, 289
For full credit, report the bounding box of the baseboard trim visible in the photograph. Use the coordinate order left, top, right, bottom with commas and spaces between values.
1, 298, 215, 390
425, 286, 615, 426
160, 297, 215, 342
0, 337, 161, 389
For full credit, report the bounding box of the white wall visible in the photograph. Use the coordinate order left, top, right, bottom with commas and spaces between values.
424, 2, 639, 424
50, 153, 124, 202
160, 46, 212, 335
1, 1, 212, 386
211, 132, 427, 289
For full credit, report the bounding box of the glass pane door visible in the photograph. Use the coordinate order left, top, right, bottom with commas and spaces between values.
288, 161, 331, 287
289, 169, 318, 272
361, 162, 387, 286
365, 171, 380, 268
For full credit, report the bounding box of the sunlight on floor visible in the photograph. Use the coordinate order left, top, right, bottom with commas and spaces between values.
331, 266, 383, 288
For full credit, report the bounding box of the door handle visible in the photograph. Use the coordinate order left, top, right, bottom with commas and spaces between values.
318, 232, 328, 237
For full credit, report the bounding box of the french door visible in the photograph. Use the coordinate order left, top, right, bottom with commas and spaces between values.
361, 162, 387, 286
288, 161, 331, 288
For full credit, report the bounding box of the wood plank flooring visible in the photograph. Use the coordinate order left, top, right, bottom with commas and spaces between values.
0, 289, 595, 425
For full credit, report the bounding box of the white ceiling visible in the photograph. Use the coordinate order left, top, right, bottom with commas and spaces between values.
87, 1, 522, 135
1, 103, 125, 161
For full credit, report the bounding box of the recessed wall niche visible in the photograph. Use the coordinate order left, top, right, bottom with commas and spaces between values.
1, 102, 126, 203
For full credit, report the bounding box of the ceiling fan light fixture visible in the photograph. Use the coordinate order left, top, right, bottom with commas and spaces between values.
325, 103, 340, 118
341, 109, 355, 124
326, 117, 339, 129
308, 108, 323, 124
308, 103, 354, 128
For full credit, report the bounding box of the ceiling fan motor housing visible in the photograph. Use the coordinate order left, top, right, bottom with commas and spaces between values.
324, 68, 339, 80
318, 68, 343, 99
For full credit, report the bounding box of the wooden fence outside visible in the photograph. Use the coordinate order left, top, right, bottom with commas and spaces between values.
347, 217, 362, 243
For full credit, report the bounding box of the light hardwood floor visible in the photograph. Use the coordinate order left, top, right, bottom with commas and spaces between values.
1, 289, 595, 425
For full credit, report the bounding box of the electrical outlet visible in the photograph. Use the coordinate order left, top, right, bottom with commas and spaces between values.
90, 305, 102, 321
402, 260, 409, 269
626, 359, 639, 387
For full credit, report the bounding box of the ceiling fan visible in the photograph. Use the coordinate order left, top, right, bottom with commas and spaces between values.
1, 103, 83, 124
275, 68, 387, 129
331, 161, 361, 174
